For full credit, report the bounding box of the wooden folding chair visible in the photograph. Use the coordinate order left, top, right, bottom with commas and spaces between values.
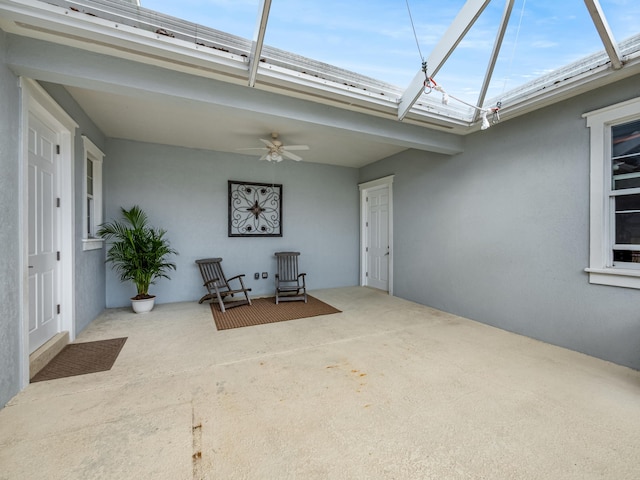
274, 252, 307, 304
195, 258, 251, 312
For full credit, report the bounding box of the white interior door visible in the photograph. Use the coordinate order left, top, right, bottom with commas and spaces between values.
28, 112, 60, 354
366, 186, 390, 291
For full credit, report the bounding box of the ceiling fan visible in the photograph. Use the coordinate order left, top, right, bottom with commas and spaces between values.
238, 133, 310, 162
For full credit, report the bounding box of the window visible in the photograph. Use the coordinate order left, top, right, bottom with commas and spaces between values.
82, 135, 104, 251
584, 97, 640, 288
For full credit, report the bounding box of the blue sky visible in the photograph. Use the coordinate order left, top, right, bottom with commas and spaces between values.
141, 0, 639, 104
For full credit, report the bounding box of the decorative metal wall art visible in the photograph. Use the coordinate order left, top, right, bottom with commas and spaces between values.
228, 180, 282, 237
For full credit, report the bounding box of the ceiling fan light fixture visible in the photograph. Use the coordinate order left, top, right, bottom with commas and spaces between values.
267, 152, 283, 162
240, 132, 309, 162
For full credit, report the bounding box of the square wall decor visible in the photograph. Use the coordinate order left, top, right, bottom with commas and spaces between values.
228, 180, 282, 237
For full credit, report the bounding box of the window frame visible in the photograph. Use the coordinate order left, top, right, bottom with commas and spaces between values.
81, 135, 104, 251
584, 96, 640, 288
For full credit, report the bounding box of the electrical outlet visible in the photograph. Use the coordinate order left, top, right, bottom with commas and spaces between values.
254, 272, 260, 280
262, 272, 268, 279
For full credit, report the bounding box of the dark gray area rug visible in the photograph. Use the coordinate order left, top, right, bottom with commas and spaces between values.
211, 296, 341, 330
31, 337, 127, 382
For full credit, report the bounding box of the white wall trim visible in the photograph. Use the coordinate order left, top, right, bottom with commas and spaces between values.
359, 175, 395, 190
359, 175, 394, 295
19, 77, 77, 388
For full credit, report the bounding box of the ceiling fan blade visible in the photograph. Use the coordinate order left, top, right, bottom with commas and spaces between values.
282, 145, 309, 151
281, 150, 303, 161
259, 138, 277, 148
242, 135, 308, 161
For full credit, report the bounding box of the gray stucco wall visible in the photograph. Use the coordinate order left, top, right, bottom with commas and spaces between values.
103, 139, 360, 307
0, 30, 22, 407
38, 82, 107, 334
361, 74, 640, 370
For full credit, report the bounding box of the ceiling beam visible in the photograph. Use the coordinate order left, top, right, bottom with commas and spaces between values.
398, 0, 492, 121
247, 0, 272, 87
583, 0, 623, 70
473, 0, 514, 122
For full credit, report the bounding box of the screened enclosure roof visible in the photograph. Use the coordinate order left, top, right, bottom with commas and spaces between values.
1, 0, 639, 167
140, 0, 640, 119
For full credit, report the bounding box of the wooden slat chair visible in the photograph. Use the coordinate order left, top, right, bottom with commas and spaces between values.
274, 252, 307, 304
195, 258, 251, 313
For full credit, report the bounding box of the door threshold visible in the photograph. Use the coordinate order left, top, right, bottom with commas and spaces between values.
29, 332, 69, 380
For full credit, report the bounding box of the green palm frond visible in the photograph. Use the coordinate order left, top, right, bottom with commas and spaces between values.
98, 206, 178, 297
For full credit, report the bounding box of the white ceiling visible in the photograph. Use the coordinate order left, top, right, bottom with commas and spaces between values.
65, 85, 408, 168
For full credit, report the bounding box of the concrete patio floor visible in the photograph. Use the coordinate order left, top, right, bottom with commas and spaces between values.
1, 287, 640, 479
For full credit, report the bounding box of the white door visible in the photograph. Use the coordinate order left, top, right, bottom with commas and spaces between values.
28, 112, 60, 353
366, 186, 390, 291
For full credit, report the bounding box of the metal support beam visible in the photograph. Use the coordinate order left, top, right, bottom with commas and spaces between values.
583, 0, 623, 70
473, 0, 514, 122
398, 0, 492, 121
248, 0, 272, 87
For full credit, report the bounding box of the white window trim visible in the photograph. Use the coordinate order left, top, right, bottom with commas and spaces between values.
584, 96, 640, 289
81, 135, 104, 251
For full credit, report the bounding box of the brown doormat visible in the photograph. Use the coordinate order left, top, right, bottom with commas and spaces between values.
31, 337, 127, 383
211, 295, 341, 330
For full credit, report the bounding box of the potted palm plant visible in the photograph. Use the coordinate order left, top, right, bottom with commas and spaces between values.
98, 205, 178, 313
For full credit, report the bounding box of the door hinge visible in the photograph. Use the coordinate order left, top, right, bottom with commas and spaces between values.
56, 197, 60, 208
366, 272, 368, 277
57, 251, 60, 261
56, 145, 60, 155
366, 221, 368, 227
57, 304, 61, 314
366, 247, 369, 252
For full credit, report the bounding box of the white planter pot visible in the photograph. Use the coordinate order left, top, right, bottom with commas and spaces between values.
131, 296, 155, 314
